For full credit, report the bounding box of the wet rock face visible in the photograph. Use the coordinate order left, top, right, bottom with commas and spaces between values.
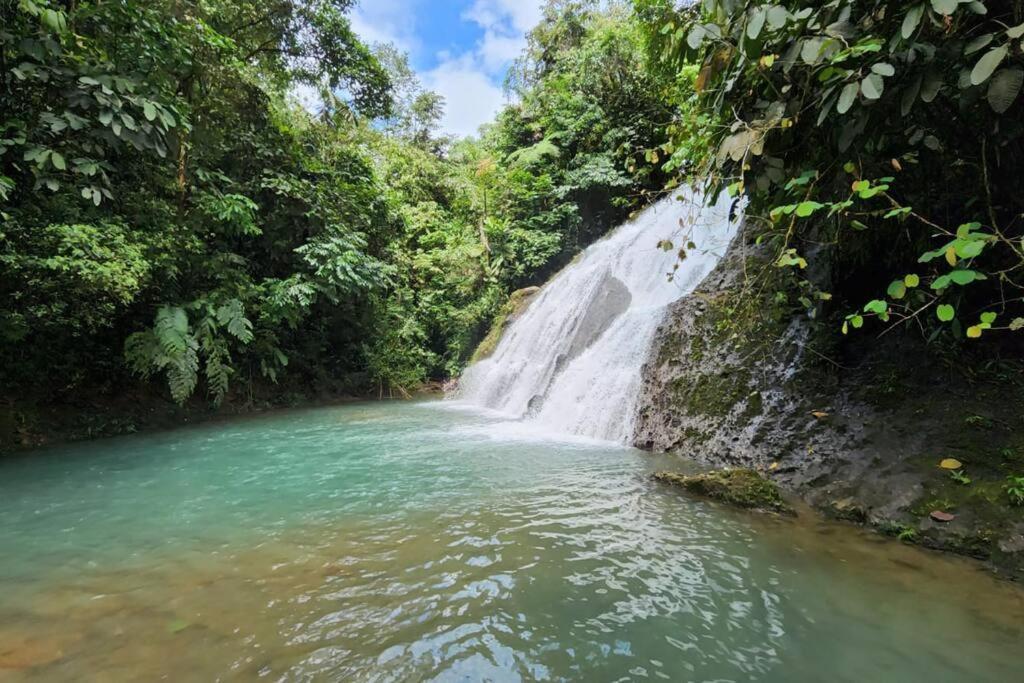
635, 229, 1024, 580
565, 275, 631, 361
633, 233, 819, 475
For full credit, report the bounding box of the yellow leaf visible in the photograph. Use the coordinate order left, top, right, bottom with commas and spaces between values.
811, 411, 829, 419
939, 458, 963, 470
967, 325, 983, 339
769, 461, 779, 470
945, 246, 958, 266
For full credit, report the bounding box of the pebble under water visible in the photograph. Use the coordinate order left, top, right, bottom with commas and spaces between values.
0, 401, 1021, 681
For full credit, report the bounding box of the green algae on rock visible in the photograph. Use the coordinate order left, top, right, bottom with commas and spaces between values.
470, 287, 541, 363
655, 468, 794, 515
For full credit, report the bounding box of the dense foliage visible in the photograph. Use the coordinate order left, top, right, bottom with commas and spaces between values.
1, 0, 672, 410
642, 0, 1024, 343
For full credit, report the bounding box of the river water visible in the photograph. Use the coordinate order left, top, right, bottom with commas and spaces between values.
0, 401, 1020, 681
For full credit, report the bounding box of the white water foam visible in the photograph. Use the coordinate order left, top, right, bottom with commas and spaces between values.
454, 189, 738, 443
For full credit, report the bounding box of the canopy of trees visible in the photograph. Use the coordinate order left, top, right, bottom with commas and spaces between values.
1, 0, 672, 406
5, 0, 1021, 417
640, 0, 1024, 343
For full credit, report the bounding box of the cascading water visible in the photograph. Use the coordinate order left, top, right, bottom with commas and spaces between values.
455, 189, 739, 443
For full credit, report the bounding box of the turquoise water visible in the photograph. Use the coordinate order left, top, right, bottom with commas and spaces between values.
0, 401, 1021, 681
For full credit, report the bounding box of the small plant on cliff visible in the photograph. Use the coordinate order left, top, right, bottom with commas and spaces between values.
1005, 476, 1024, 507
878, 520, 918, 543
949, 469, 972, 487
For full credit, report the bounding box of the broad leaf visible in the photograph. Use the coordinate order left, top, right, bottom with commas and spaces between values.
930, 0, 959, 15
837, 82, 859, 113
970, 45, 1008, 86
861, 74, 884, 99
987, 68, 1023, 113
902, 5, 925, 39
747, 8, 766, 40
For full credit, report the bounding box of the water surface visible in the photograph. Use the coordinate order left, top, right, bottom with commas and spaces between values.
0, 402, 1021, 681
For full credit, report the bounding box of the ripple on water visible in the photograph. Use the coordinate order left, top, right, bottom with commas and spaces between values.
0, 402, 1021, 682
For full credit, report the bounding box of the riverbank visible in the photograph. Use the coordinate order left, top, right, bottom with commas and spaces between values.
637, 234, 1024, 581
0, 382, 446, 456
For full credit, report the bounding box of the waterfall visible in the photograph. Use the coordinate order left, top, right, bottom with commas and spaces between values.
455, 189, 739, 443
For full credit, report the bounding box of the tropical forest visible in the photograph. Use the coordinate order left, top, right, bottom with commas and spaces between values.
1, 0, 1023, 680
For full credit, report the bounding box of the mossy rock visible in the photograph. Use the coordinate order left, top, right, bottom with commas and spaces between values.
470, 286, 540, 363
655, 468, 794, 514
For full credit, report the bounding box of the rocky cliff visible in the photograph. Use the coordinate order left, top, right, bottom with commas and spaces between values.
636, 227, 1024, 580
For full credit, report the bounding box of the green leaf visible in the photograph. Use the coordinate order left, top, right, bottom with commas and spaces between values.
143, 102, 157, 121
1007, 23, 1024, 39
980, 312, 997, 325
921, 70, 943, 102
687, 24, 714, 49
801, 38, 825, 65
901, 73, 922, 115
168, 619, 190, 634
950, 270, 986, 285
51, 152, 66, 170
837, 82, 860, 113
955, 239, 985, 258
971, 46, 1008, 86
766, 6, 789, 30
747, 8, 766, 40
905, 274, 920, 288
887, 280, 907, 300
871, 62, 895, 77
795, 201, 824, 217
1010, 318, 1024, 331
864, 300, 888, 315
937, 304, 956, 322
987, 69, 1023, 113
861, 74, 884, 99
902, 5, 925, 39
930, 0, 958, 14
851, 315, 864, 329
964, 34, 994, 56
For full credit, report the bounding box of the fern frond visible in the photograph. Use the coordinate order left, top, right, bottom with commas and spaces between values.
124, 331, 159, 378
166, 336, 199, 404
507, 137, 560, 167
204, 344, 233, 405
215, 299, 254, 344
155, 306, 190, 355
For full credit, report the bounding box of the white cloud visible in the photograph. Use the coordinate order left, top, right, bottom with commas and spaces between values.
350, 0, 545, 138
464, 0, 544, 36
349, 0, 423, 56
422, 54, 508, 139
422, 0, 542, 137
478, 30, 527, 72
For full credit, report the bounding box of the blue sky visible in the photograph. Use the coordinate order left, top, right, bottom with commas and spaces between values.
349, 0, 545, 137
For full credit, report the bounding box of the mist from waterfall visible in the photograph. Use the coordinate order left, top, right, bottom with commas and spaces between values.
455, 189, 739, 443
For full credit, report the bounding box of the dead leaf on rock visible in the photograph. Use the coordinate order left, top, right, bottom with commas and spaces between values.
930, 510, 956, 523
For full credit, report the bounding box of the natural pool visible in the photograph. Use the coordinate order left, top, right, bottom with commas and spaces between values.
0, 401, 1021, 681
